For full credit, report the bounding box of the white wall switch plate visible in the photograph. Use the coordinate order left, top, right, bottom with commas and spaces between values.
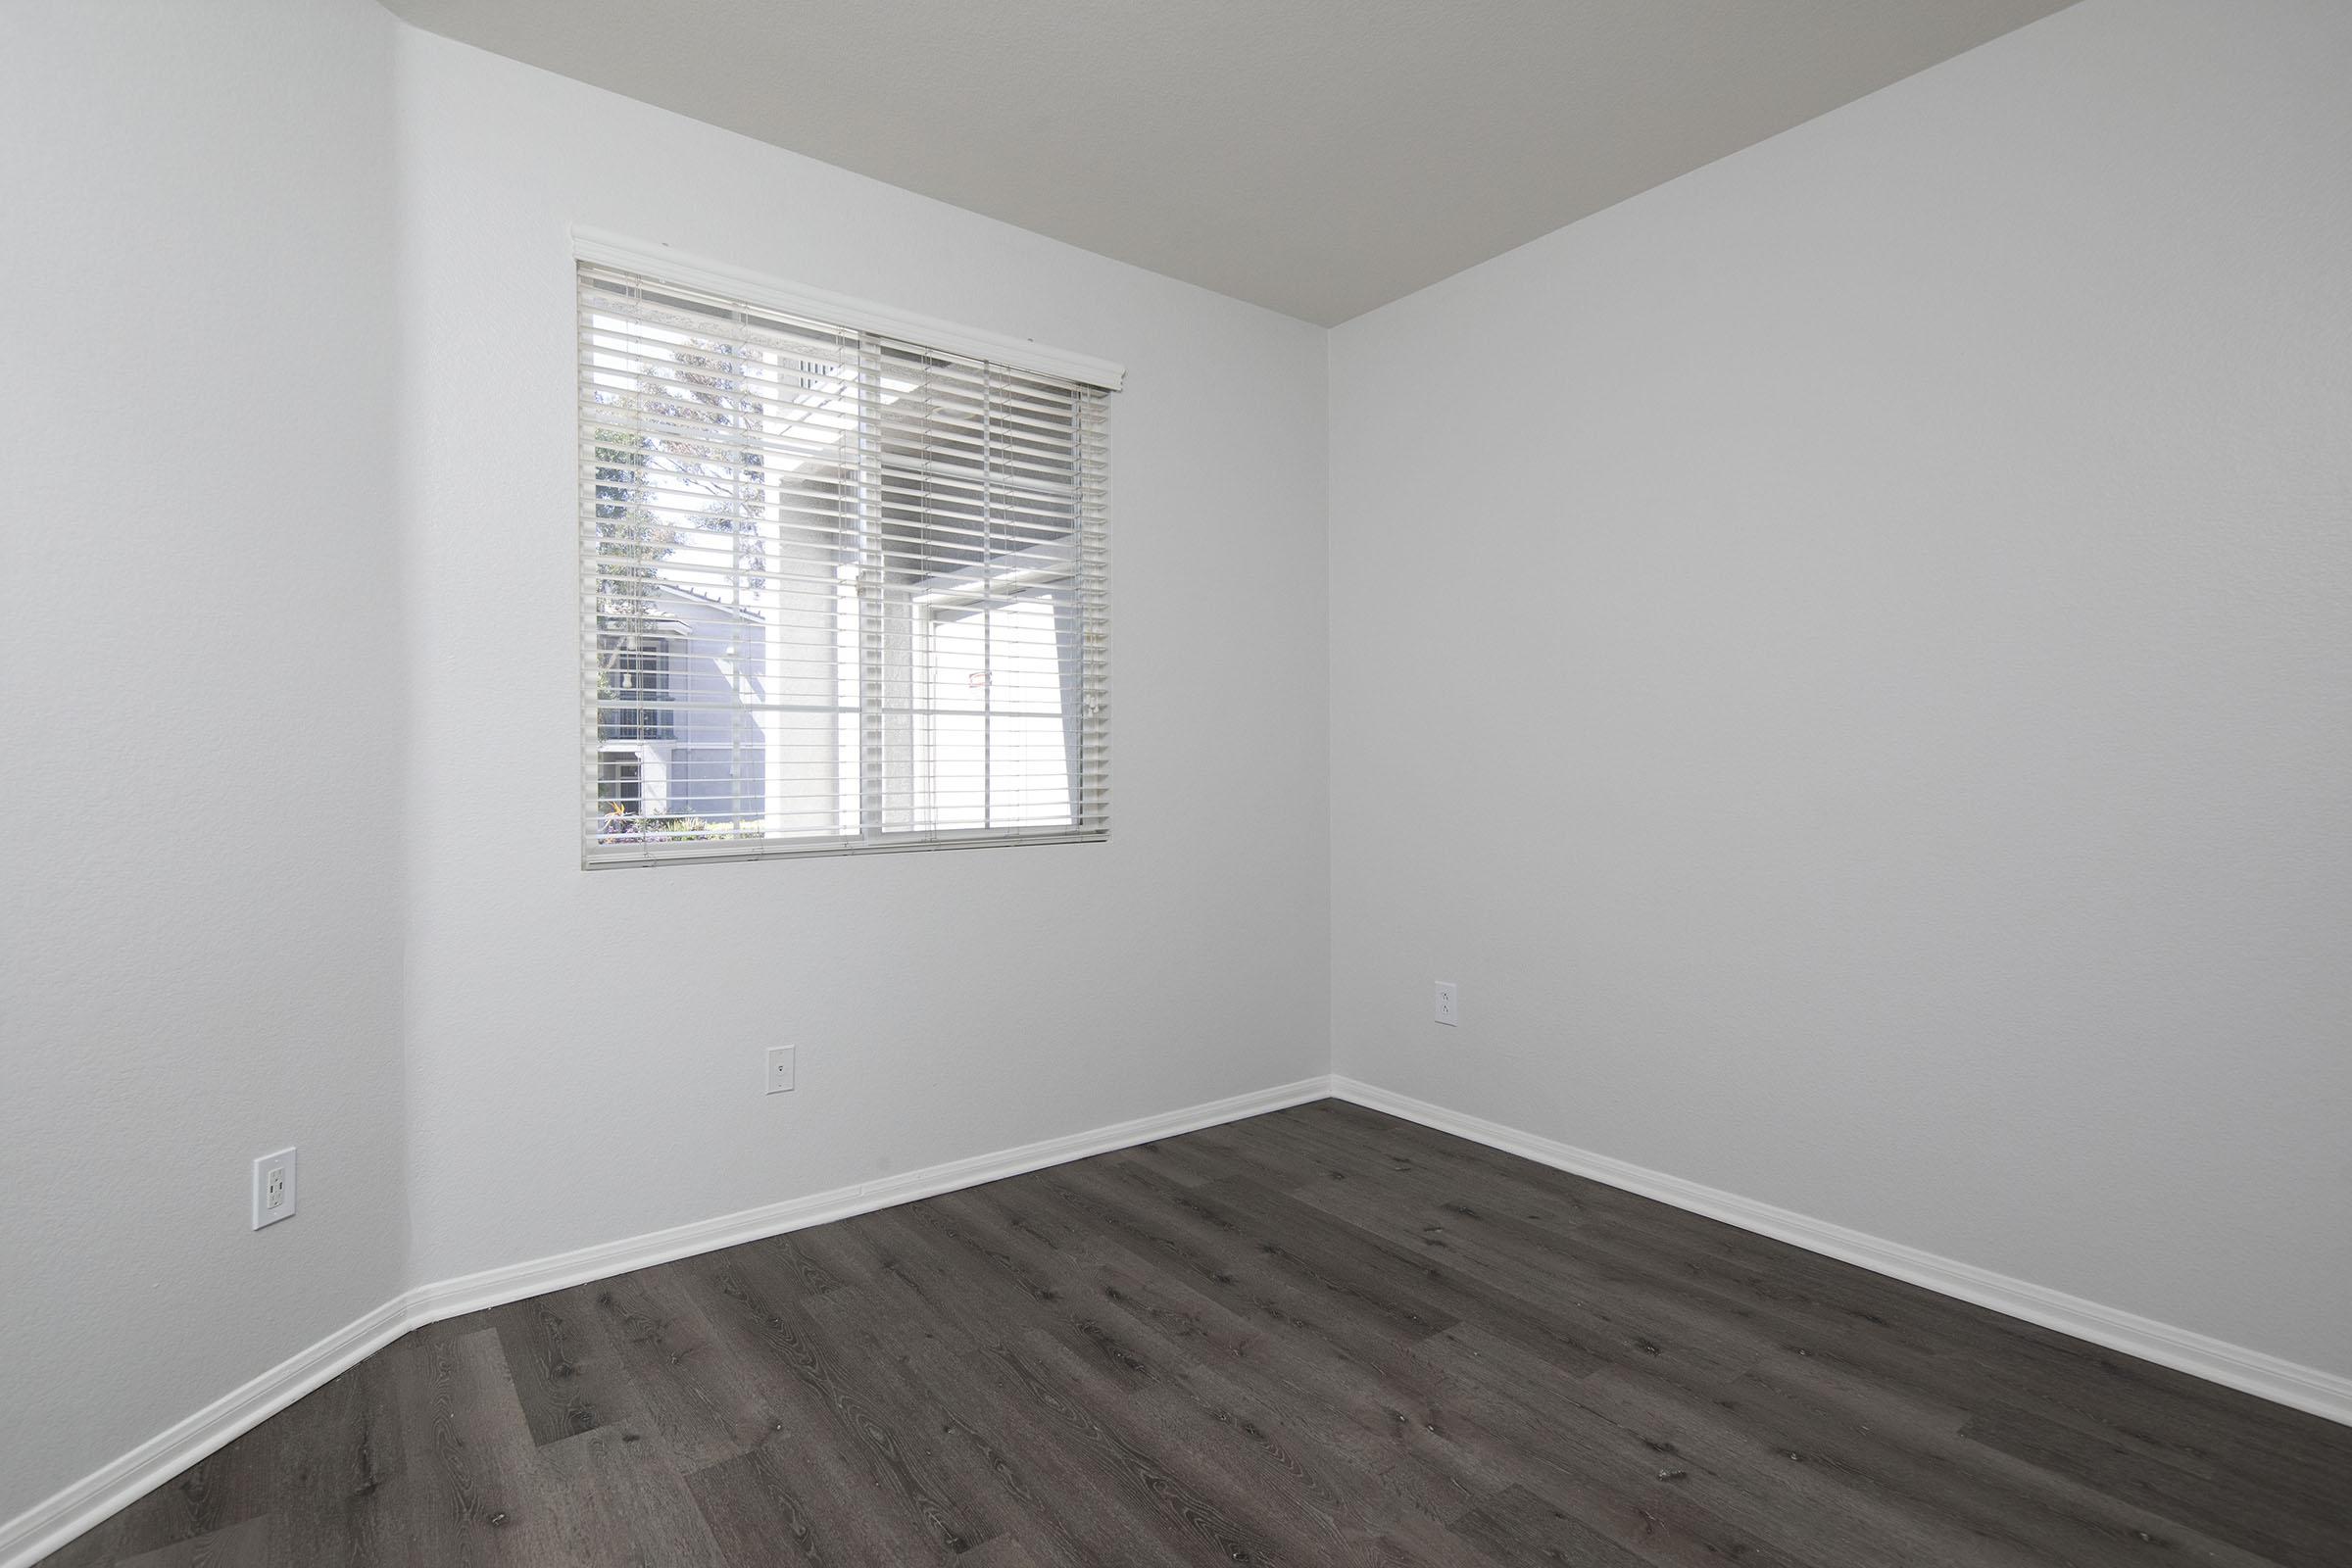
251, 1147, 298, 1229
1434, 981, 1458, 1026
765, 1045, 796, 1094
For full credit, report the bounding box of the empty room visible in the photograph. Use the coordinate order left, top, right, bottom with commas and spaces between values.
4, 1, 2348, 1563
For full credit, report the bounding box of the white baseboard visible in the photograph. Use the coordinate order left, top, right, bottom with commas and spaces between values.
0, 1075, 1332, 1568
14, 1070, 2344, 1566
1329, 1074, 2352, 1429
404, 1075, 1333, 1323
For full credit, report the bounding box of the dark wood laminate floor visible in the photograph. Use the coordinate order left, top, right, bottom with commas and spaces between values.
38, 1100, 2352, 1567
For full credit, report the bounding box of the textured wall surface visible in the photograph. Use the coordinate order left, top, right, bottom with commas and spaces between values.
1329, 0, 2352, 1377
0, 0, 412, 1524
393, 27, 1332, 1286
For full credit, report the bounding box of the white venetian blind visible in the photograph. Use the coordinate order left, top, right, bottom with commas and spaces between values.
577, 259, 1111, 866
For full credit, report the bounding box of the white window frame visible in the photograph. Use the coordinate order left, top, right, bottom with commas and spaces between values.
575, 232, 1119, 868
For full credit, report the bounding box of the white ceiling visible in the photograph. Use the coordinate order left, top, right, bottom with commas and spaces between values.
380, 0, 2076, 325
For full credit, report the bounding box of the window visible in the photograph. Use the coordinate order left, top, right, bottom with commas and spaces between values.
577, 251, 1114, 865
597, 626, 676, 741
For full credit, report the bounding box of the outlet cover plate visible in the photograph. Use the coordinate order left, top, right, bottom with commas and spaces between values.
766, 1046, 797, 1095
1434, 981, 1458, 1026
251, 1147, 298, 1229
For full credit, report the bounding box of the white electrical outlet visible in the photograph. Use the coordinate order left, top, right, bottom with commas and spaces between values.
765, 1046, 797, 1095
1434, 981, 1458, 1027
251, 1147, 298, 1229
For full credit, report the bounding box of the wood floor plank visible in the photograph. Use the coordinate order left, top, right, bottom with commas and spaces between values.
1558, 1363, 1987, 1568
673, 1250, 1000, 1561
1114, 1126, 1336, 1196
883, 1341, 1199, 1568
586, 1266, 785, 1472
1724, 1352, 2286, 1568
1021, 1164, 1467, 1382
1051, 1161, 1464, 1346
821, 1200, 1413, 1566
1958, 1401, 2352, 1566
679, 1446, 833, 1567
928, 1180, 1508, 1541
108, 1513, 274, 1568
971, 1330, 1308, 1567
381, 1326, 569, 1566
488, 1285, 648, 1449
1453, 1466, 1811, 1568
1274, 1172, 1771, 1389
956, 1536, 1050, 1568
37, 1101, 2350, 1568
672, 1352, 976, 1566
1397, 1320, 1814, 1564
534, 1421, 731, 1568
1206, 1107, 1611, 1236
1187, 1173, 1641, 1385
1445, 1483, 1653, 1568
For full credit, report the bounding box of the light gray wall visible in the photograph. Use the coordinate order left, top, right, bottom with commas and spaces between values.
0, 0, 411, 1524
394, 26, 1332, 1286
1329, 0, 2352, 1378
